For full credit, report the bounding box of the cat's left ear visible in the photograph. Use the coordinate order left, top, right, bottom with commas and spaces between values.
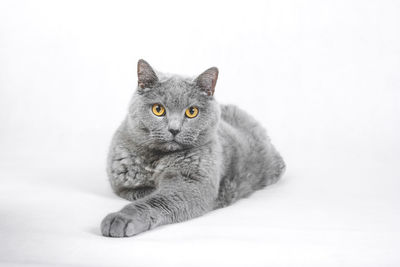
194, 67, 219, 96
137, 59, 158, 89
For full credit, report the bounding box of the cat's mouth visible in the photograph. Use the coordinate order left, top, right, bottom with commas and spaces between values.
153, 138, 182, 151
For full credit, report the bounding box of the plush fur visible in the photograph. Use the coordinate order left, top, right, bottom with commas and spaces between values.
101, 60, 285, 237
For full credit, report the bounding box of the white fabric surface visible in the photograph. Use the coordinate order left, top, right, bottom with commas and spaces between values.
1, 148, 399, 267
1, 0, 399, 266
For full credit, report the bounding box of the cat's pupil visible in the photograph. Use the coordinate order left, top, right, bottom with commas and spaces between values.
189, 107, 194, 114
156, 105, 161, 113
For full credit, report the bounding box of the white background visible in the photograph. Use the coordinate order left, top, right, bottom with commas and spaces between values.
1, 0, 399, 266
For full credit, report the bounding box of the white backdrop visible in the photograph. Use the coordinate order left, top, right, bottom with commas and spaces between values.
1, 0, 399, 266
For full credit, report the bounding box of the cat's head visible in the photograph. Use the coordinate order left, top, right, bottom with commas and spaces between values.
127, 59, 220, 152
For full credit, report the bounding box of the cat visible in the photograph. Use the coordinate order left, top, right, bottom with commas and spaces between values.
101, 59, 286, 237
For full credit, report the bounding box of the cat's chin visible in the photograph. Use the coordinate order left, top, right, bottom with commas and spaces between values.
160, 140, 184, 152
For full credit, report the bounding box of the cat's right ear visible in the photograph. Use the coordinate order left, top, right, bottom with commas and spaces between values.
137, 59, 158, 89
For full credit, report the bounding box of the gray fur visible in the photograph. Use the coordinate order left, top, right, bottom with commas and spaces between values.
101, 60, 285, 237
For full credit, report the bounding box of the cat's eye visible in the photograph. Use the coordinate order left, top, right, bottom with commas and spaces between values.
185, 106, 199, 118
152, 104, 165, 116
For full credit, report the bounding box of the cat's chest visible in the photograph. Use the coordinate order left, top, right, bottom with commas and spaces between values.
112, 144, 213, 190
133, 150, 202, 181
128, 155, 159, 185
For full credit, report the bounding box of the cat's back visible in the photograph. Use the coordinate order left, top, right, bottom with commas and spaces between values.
216, 104, 285, 207
219, 104, 267, 142
218, 104, 273, 165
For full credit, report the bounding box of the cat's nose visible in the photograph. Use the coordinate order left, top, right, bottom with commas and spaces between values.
169, 128, 180, 136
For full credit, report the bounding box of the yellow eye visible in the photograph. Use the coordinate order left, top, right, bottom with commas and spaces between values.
152, 104, 165, 116
185, 106, 199, 118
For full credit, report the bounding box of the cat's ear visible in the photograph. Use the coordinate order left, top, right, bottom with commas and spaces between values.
137, 59, 158, 89
194, 67, 219, 96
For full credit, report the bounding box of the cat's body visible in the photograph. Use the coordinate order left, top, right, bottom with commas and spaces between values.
101, 60, 285, 237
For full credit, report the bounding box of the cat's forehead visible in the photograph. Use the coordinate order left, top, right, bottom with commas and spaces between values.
143, 76, 207, 108
161, 76, 193, 92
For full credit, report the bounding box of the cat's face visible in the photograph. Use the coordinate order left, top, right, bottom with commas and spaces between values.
128, 60, 220, 152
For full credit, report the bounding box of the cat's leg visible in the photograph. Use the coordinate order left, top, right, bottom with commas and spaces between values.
101, 171, 217, 237
115, 186, 156, 201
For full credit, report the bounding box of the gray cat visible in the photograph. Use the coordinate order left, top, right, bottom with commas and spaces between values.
101, 60, 285, 237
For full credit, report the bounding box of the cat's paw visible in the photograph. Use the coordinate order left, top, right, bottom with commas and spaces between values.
111, 157, 133, 178
101, 211, 148, 237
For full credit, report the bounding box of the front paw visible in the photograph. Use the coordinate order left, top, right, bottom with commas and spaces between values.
110, 157, 143, 188
112, 157, 133, 178
101, 211, 149, 237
